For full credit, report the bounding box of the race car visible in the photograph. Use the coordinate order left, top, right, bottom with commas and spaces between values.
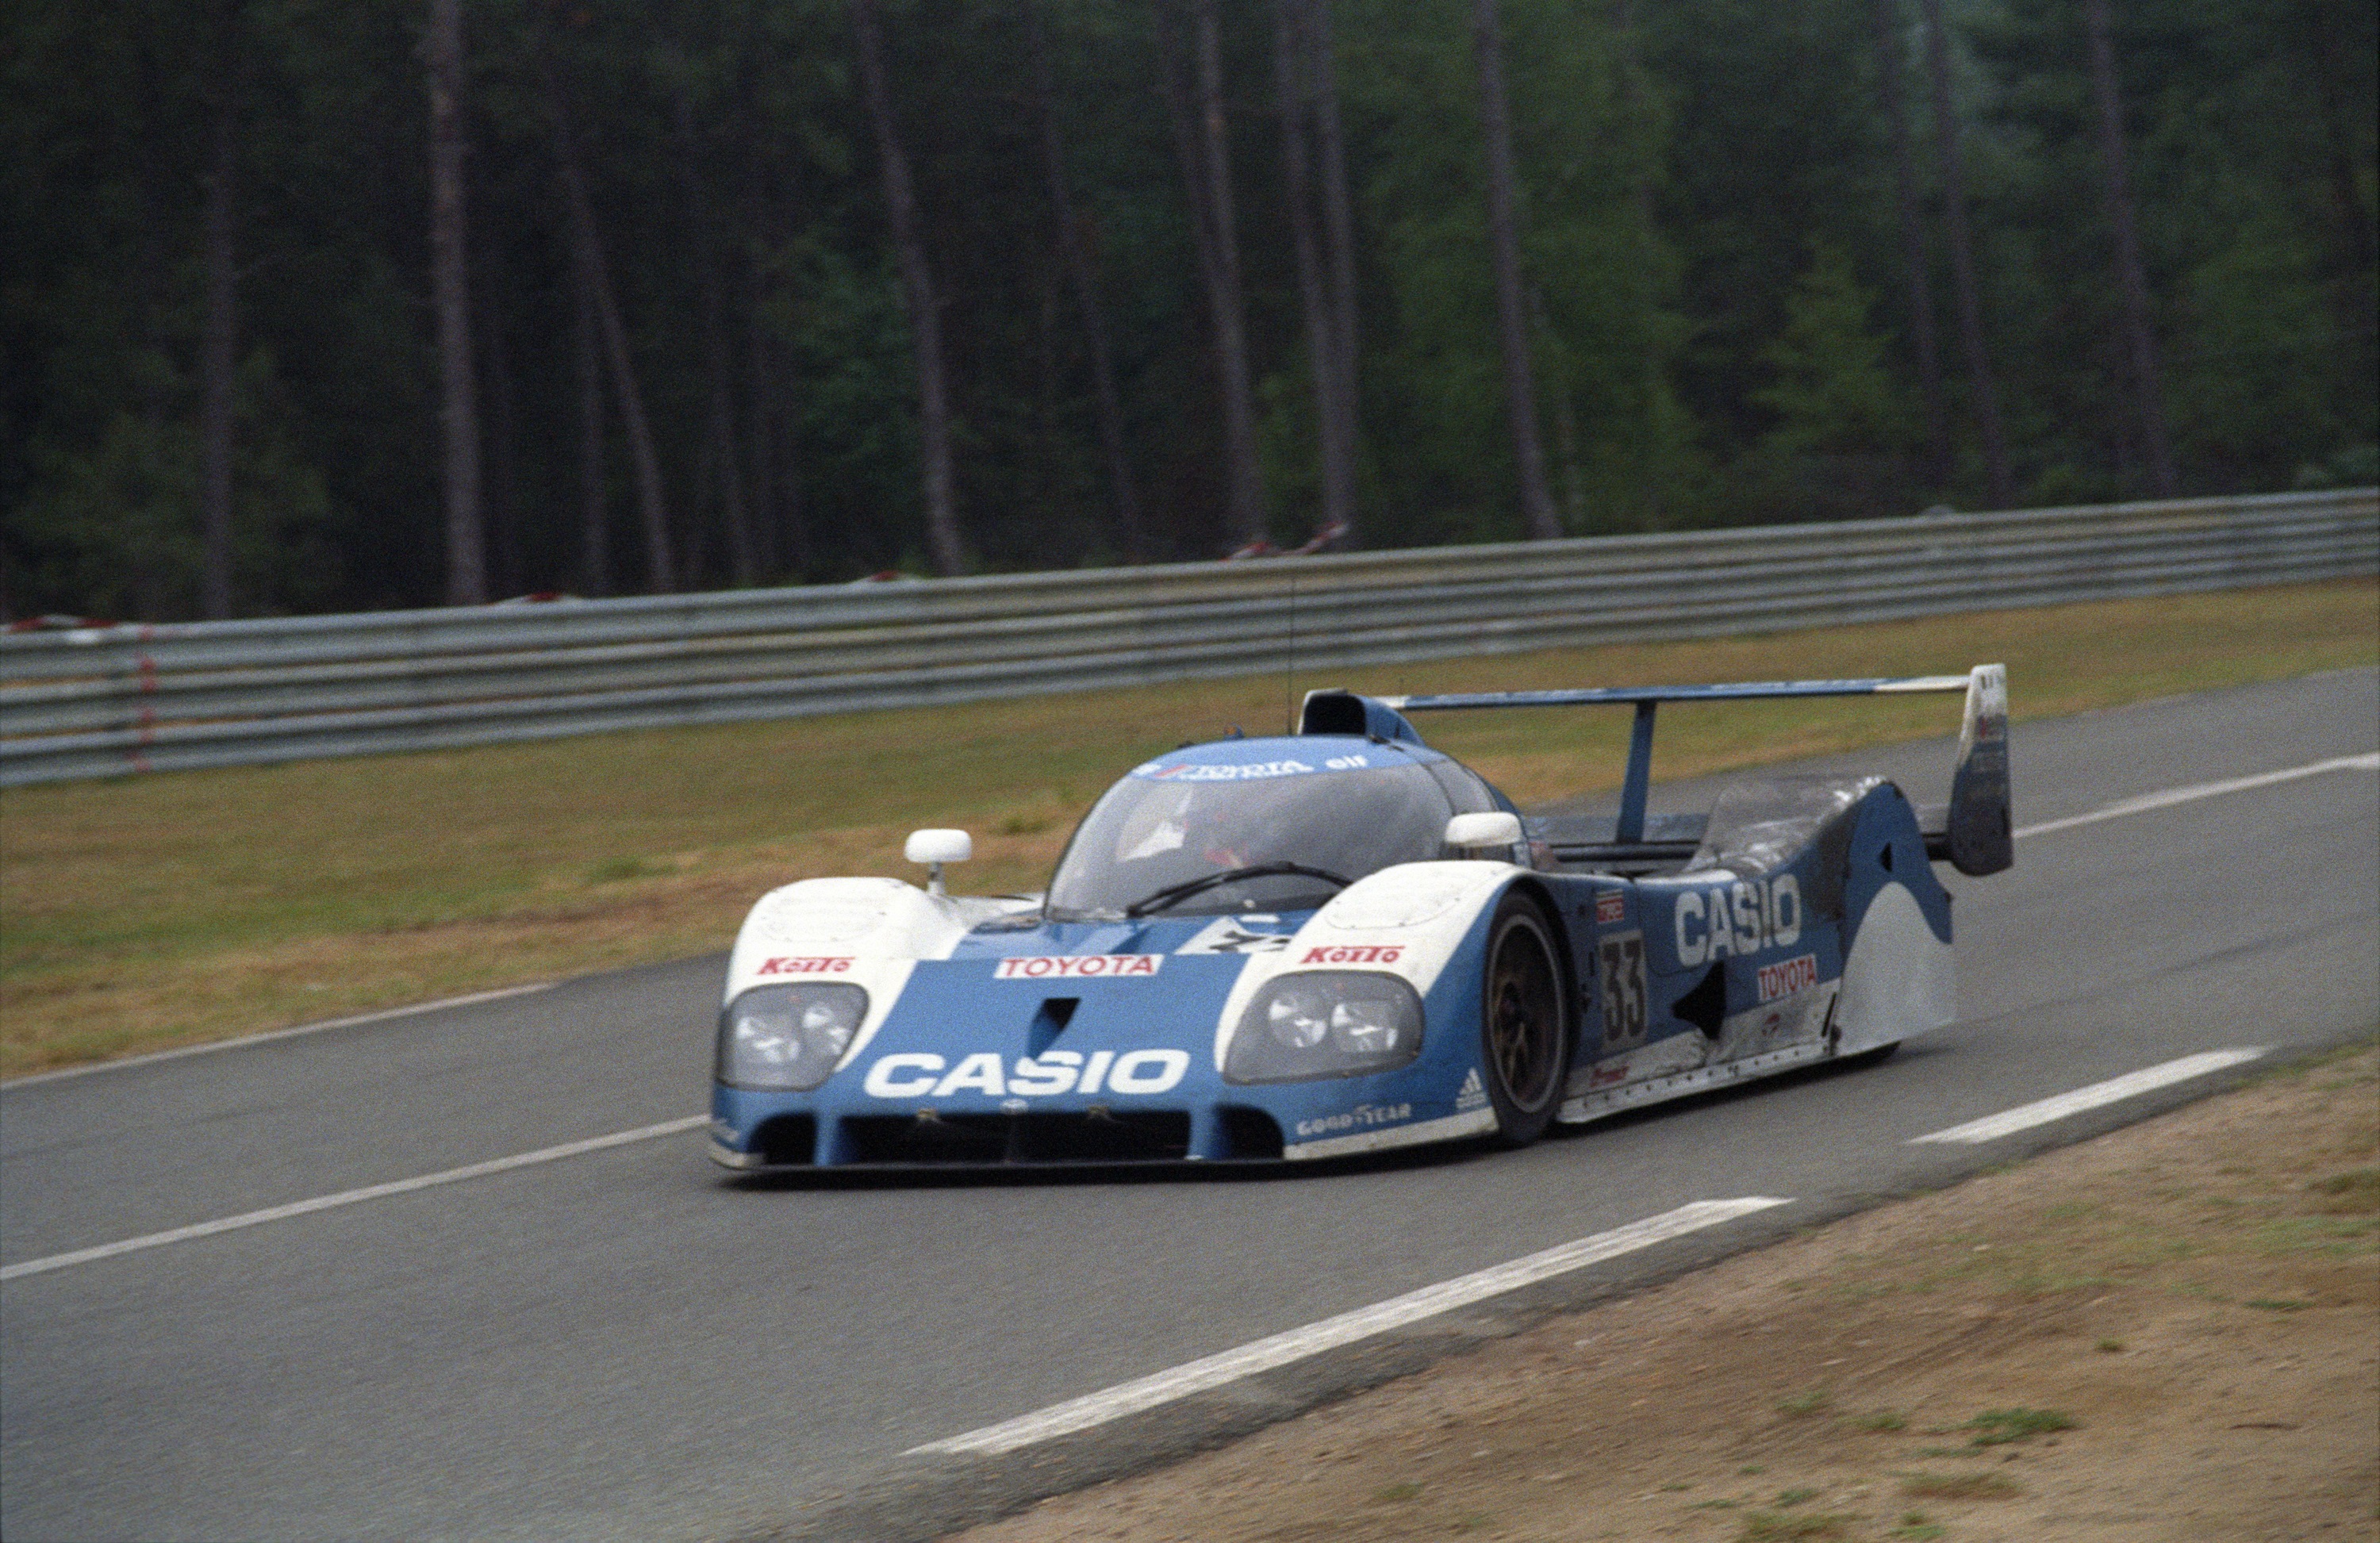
708, 666, 2010, 1169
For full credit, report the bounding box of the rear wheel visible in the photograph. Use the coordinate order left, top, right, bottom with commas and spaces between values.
1480, 893, 1569, 1146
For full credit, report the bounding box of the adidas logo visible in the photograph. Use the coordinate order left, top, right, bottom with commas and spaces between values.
1456, 1067, 1488, 1111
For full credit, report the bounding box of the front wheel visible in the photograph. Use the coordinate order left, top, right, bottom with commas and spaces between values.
1480, 893, 1570, 1146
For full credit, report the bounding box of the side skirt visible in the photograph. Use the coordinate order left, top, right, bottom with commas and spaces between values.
1283, 1108, 1500, 1161
1556, 1042, 1838, 1127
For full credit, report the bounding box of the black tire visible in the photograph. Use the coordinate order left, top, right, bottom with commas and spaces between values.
1480, 893, 1570, 1146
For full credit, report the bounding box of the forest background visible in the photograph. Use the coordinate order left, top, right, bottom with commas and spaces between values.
2, 0, 2373, 620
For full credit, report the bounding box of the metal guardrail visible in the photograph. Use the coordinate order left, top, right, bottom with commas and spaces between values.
3, 489, 2372, 785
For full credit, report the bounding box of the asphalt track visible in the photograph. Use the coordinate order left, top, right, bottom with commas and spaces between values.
3, 669, 2374, 1543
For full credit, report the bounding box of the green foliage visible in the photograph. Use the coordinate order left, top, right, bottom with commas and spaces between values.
9, 353, 336, 619
1899, 1469, 2022, 1500
1756, 240, 1918, 457
1963, 1406, 2077, 1445
1737, 1510, 1852, 1541
1, 0, 2371, 619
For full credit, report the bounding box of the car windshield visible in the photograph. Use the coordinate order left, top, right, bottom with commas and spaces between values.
1046, 758, 1455, 919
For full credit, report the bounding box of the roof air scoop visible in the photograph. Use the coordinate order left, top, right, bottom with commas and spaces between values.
1297, 689, 1426, 745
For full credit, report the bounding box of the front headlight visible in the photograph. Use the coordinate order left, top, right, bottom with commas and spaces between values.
1225, 972, 1423, 1084
716, 983, 868, 1091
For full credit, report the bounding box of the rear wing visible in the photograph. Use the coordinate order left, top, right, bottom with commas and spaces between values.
1303, 665, 2011, 876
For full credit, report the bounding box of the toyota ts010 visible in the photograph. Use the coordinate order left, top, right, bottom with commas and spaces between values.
708, 667, 2010, 1169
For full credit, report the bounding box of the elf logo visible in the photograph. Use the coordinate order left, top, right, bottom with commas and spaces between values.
1672, 874, 1803, 966
860, 1049, 1189, 1099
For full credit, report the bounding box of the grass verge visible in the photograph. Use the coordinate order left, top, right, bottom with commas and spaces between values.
2, 578, 2372, 1076
953, 1040, 2380, 1543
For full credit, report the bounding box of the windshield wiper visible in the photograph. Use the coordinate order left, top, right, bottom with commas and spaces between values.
1123, 862, 1353, 918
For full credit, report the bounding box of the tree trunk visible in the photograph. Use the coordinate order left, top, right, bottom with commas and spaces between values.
2306, 21, 2374, 276
536, 42, 677, 591
573, 257, 609, 596
135, 42, 174, 439
672, 79, 757, 584
1154, 0, 1266, 548
739, 109, 805, 582
746, 198, 806, 581
1028, 3, 1143, 558
1872, 0, 1951, 486
200, 94, 237, 620
428, 0, 485, 605
848, 0, 965, 576
478, 251, 518, 595
2304, 16, 2377, 424
1303, 0, 1361, 542
743, 258, 778, 582
1270, 0, 1347, 541
1917, 0, 2013, 506
1469, 0, 1562, 539
2082, 0, 2175, 497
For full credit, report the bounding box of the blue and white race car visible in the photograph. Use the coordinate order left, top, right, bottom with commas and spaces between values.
708, 667, 2010, 1169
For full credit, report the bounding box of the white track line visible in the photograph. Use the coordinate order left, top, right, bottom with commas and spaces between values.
1, 982, 556, 1090
1909, 1049, 2267, 1146
0, 1115, 704, 1283
2014, 753, 2378, 840
908, 1196, 1791, 1457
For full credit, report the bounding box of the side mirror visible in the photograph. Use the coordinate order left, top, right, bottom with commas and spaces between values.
904, 828, 973, 897
1443, 812, 1523, 856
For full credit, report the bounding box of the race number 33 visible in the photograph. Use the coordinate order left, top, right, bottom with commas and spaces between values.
1597, 930, 1648, 1052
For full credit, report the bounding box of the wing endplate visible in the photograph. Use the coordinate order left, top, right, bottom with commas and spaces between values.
1942, 663, 2012, 875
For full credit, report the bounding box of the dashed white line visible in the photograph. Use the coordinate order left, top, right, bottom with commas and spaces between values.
908, 1196, 1792, 1457
0, 1115, 705, 1283
0, 982, 557, 1090
1909, 1049, 2267, 1146
2014, 753, 2378, 840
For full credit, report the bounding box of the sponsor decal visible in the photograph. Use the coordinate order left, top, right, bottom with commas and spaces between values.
1587, 1061, 1629, 1088
1130, 753, 1376, 780
1177, 918, 1296, 955
708, 1116, 738, 1142
1133, 758, 1318, 782
1293, 1103, 1413, 1138
1596, 930, 1649, 1053
1300, 944, 1406, 965
859, 1049, 1190, 1100
1595, 891, 1627, 925
1455, 1067, 1488, 1112
1756, 952, 1819, 1004
756, 955, 854, 977
1672, 873, 1804, 967
993, 954, 1163, 980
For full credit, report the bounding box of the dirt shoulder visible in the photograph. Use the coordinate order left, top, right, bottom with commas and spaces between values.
954, 1043, 2380, 1543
